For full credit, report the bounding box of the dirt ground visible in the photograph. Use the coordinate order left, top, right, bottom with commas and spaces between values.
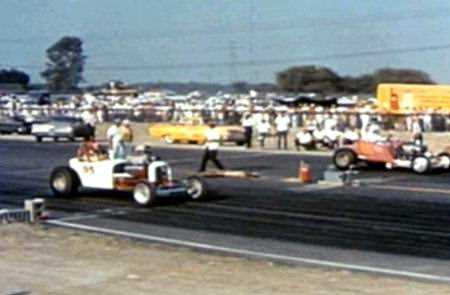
1, 224, 449, 295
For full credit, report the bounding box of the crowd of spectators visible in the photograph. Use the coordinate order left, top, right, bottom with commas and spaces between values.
2, 91, 450, 151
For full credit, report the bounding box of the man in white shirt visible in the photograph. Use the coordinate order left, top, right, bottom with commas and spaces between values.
106, 119, 121, 159
256, 118, 271, 148
295, 128, 314, 150
343, 126, 360, 145
275, 112, 290, 149
241, 112, 254, 148
422, 110, 433, 132
364, 123, 385, 142
199, 123, 225, 172
81, 107, 97, 137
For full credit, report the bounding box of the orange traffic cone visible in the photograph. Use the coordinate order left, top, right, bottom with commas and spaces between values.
299, 161, 312, 183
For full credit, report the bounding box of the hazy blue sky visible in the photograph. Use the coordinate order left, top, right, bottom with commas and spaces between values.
2, 0, 450, 85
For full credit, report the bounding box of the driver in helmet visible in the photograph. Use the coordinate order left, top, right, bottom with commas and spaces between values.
77, 135, 105, 162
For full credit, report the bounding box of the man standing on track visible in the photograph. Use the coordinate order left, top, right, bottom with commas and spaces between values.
241, 112, 254, 148
199, 122, 225, 172
106, 119, 121, 159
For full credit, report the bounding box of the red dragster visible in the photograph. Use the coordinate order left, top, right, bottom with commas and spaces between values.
332, 140, 450, 174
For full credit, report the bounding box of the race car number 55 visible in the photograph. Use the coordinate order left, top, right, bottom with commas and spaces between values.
83, 166, 95, 174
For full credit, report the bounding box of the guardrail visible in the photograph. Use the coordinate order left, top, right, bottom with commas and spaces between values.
0, 209, 31, 223
0, 199, 46, 224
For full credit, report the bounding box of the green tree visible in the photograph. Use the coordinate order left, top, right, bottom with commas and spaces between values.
276, 65, 342, 94
0, 69, 30, 85
41, 36, 86, 91
371, 68, 435, 88
231, 81, 249, 93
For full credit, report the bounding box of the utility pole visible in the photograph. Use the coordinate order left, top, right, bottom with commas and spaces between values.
228, 40, 238, 84
249, 0, 259, 83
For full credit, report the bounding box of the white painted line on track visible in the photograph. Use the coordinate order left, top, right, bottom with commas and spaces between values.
56, 214, 101, 222
46, 219, 450, 283
370, 184, 450, 195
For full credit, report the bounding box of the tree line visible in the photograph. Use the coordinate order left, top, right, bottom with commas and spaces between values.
276, 65, 435, 94
0, 36, 437, 94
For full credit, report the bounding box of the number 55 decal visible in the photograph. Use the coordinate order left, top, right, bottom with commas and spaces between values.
83, 166, 95, 174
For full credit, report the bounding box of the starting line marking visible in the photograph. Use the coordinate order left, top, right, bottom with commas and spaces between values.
46, 219, 450, 283
169, 153, 269, 164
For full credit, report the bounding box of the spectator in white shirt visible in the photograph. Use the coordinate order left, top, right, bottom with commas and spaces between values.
422, 110, 433, 132
411, 116, 423, 136
106, 119, 121, 159
81, 107, 97, 137
256, 118, 271, 148
343, 126, 360, 145
364, 123, 385, 142
275, 111, 290, 150
295, 128, 314, 150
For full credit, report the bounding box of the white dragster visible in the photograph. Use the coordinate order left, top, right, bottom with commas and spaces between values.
49, 150, 207, 206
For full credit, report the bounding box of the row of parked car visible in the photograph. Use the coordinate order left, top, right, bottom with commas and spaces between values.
0, 115, 93, 142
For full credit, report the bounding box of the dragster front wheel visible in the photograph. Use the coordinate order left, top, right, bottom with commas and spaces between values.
185, 176, 208, 201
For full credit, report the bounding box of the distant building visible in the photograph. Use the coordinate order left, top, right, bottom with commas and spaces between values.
99, 80, 138, 96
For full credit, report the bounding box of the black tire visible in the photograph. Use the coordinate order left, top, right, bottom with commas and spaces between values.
411, 156, 431, 174
236, 141, 246, 146
133, 182, 157, 206
49, 166, 80, 197
35, 136, 42, 142
54, 137, 59, 142
333, 149, 356, 170
185, 176, 208, 200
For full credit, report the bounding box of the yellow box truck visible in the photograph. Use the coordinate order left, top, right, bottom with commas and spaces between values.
377, 83, 450, 113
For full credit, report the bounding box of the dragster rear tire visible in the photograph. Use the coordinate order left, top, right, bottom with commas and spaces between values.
133, 182, 157, 207
333, 148, 356, 171
50, 166, 80, 197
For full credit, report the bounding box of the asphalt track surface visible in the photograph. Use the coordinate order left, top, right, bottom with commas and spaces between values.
2, 139, 450, 282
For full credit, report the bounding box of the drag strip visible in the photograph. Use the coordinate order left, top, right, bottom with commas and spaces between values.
3, 140, 450, 283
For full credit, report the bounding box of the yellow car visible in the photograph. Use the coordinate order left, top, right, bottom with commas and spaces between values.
149, 122, 246, 145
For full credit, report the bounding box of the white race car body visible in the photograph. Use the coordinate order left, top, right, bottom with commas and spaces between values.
69, 158, 125, 190
69, 158, 175, 191
50, 156, 207, 206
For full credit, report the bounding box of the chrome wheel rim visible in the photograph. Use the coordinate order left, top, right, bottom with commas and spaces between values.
134, 184, 151, 205
413, 158, 428, 173
440, 156, 450, 169
53, 173, 67, 192
336, 152, 351, 168
187, 179, 203, 199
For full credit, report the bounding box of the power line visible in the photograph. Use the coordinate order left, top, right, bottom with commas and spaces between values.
228, 41, 238, 83
76, 43, 450, 71
3, 42, 450, 72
